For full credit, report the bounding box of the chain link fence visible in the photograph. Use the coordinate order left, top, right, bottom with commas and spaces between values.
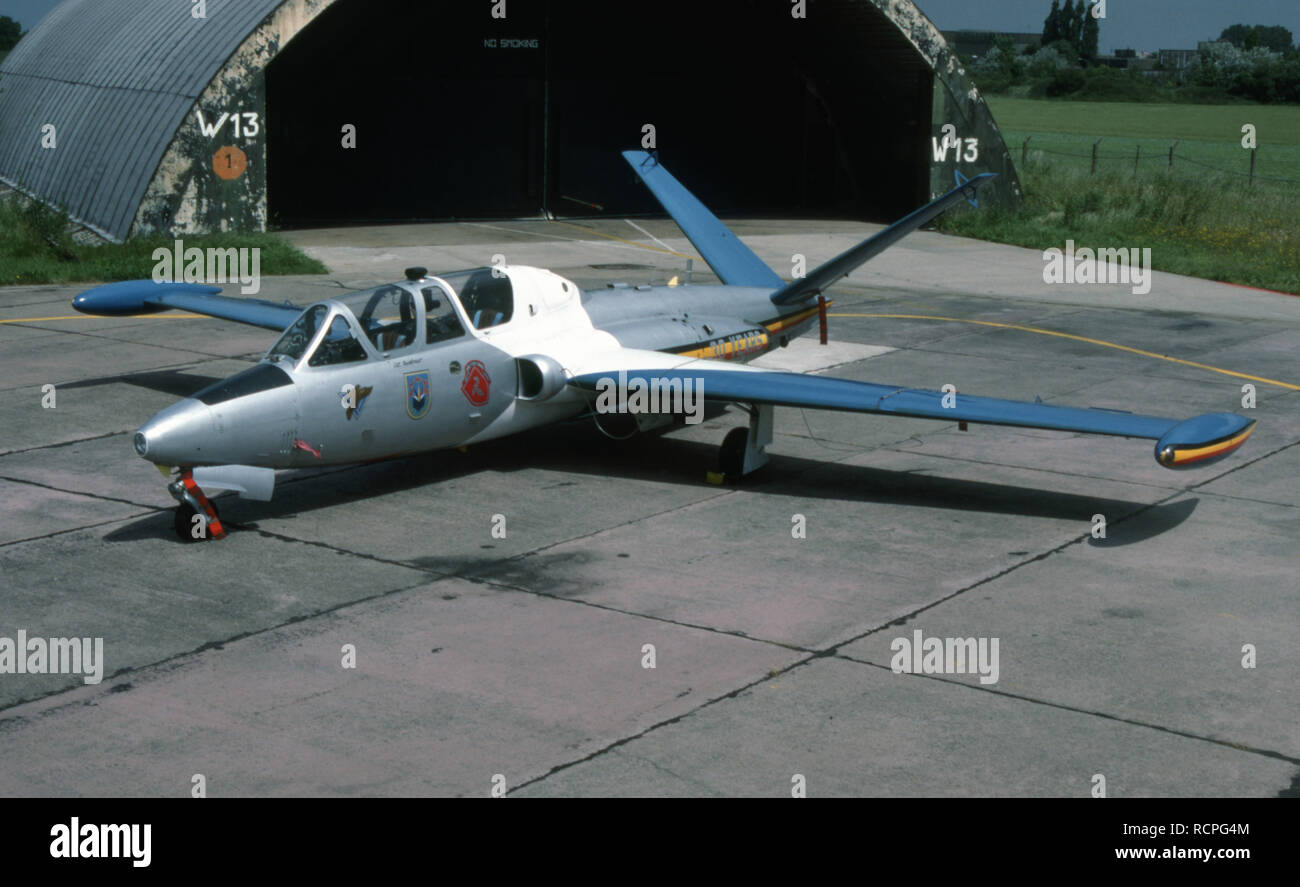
1011, 134, 1300, 187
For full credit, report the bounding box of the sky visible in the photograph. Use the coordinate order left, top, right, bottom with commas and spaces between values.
915, 0, 1300, 54
1, 0, 57, 32
3, 0, 1299, 53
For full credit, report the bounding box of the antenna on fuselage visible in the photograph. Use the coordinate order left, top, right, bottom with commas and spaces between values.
404, 267, 428, 282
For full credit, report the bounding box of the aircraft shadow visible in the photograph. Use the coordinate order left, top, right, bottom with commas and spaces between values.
1085, 497, 1199, 547
102, 417, 1196, 543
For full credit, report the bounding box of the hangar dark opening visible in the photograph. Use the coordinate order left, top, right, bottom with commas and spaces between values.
265, 0, 933, 228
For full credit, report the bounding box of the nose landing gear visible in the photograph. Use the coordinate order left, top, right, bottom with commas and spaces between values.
168, 469, 226, 542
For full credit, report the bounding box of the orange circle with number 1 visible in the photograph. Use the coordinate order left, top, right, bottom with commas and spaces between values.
213, 145, 247, 180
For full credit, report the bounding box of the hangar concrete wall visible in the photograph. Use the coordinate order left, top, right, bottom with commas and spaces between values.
0, 0, 1020, 242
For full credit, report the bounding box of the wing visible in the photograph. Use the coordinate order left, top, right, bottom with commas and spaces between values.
72, 280, 303, 331
568, 359, 1256, 470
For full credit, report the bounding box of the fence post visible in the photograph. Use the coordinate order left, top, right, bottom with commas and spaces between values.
1169, 140, 1178, 169
1092, 138, 1102, 174
1135, 145, 1140, 177
1022, 136, 1031, 166
1249, 147, 1257, 186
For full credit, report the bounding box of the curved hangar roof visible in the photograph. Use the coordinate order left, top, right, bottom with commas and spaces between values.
0, 0, 296, 240
0, 0, 1021, 242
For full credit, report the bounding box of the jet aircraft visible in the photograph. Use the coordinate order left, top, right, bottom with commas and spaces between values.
73, 151, 1256, 540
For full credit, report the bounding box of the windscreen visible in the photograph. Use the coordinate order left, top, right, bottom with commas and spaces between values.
267, 304, 328, 363
309, 313, 370, 367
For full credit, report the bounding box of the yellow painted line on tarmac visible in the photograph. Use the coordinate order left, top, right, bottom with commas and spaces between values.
829, 312, 1300, 391
0, 313, 205, 324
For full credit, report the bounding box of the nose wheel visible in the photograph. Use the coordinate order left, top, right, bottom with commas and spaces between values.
168, 469, 227, 541
173, 500, 222, 542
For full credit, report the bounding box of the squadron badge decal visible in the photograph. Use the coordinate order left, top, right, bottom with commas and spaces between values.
404, 371, 431, 419
342, 384, 373, 420
461, 360, 491, 407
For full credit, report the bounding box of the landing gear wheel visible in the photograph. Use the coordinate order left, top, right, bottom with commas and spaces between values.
719, 427, 749, 481
174, 501, 220, 542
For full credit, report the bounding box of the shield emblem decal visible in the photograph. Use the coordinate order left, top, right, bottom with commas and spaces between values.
404, 371, 431, 419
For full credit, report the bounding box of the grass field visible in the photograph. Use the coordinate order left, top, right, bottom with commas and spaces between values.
935, 99, 1300, 295
0, 196, 327, 285
986, 98, 1300, 184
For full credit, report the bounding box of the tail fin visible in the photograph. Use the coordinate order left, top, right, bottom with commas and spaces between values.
622, 150, 782, 287
769, 172, 997, 305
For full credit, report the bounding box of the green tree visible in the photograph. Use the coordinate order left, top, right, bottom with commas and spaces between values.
1047, 38, 1080, 65
1081, 3, 1100, 63
1060, 0, 1076, 50
1219, 24, 1251, 47
1042, 0, 1062, 47
0, 15, 23, 52
1256, 26, 1294, 53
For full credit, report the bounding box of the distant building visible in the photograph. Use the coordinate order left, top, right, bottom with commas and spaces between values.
1159, 48, 1199, 69
1097, 49, 1156, 70
942, 30, 1040, 59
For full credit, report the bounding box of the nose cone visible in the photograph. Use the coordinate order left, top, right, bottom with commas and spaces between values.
135, 398, 216, 465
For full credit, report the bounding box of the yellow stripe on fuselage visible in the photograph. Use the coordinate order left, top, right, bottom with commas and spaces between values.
678, 331, 771, 360
672, 301, 826, 360
764, 302, 825, 334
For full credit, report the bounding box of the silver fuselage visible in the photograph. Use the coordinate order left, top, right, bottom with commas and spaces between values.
133, 265, 817, 469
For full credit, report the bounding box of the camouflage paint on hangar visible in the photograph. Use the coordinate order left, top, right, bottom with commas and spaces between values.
0, 0, 1020, 240
135, 0, 339, 238
861, 0, 1024, 206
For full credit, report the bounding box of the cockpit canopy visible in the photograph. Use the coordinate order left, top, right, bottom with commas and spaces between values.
263, 268, 514, 369
340, 284, 419, 353
439, 269, 513, 330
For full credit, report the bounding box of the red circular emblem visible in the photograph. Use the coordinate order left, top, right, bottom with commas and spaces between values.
461, 360, 491, 407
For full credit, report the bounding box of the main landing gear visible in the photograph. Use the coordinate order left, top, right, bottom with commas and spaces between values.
717, 404, 773, 482
167, 468, 226, 542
